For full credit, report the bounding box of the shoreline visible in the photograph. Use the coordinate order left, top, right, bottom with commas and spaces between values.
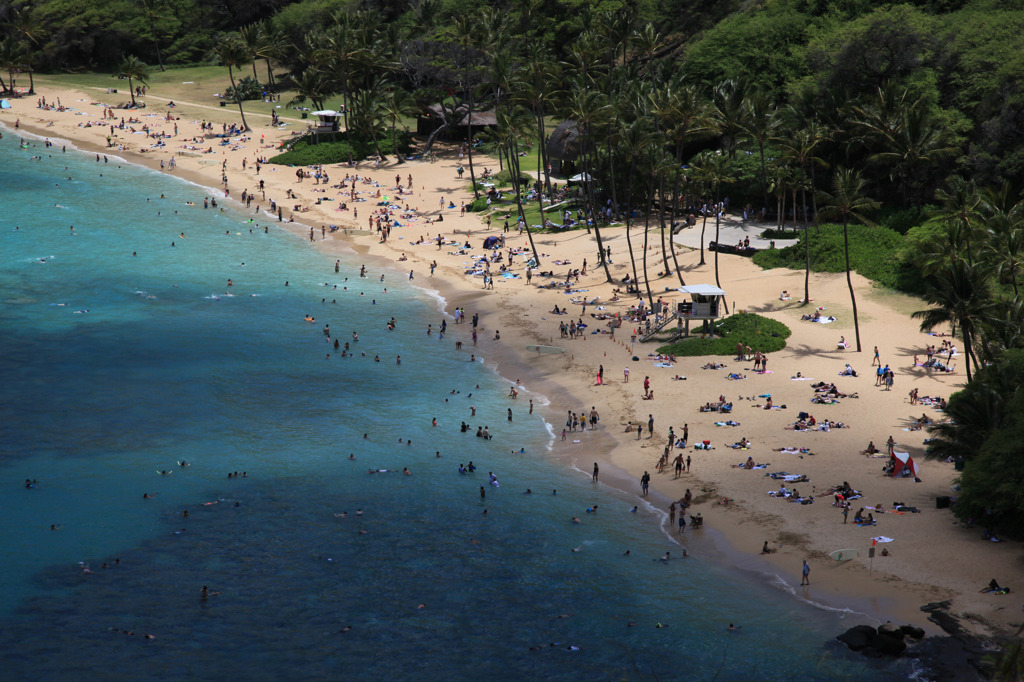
4, 86, 1017, 655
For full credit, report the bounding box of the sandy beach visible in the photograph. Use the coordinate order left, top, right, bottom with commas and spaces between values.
6, 82, 1021, 642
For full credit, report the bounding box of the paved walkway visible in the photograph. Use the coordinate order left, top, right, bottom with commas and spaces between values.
672, 215, 799, 251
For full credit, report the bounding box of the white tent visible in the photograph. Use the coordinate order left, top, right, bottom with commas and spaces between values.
568, 172, 592, 182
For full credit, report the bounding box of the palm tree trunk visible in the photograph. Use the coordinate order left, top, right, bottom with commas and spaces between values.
810, 162, 820, 234
699, 208, 708, 266
585, 135, 612, 284
27, 70, 34, 95
962, 327, 974, 382
802, 182, 810, 305
641, 170, 656, 309
510, 139, 542, 267
759, 141, 768, 215
624, 161, 642, 298
155, 41, 165, 72
842, 217, 862, 352
228, 66, 250, 132
657, 177, 669, 276
666, 167, 686, 286
464, 59, 479, 201
265, 59, 274, 88
128, 76, 136, 107
391, 114, 401, 164
713, 192, 724, 299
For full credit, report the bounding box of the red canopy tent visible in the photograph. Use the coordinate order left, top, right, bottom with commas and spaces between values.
891, 451, 919, 478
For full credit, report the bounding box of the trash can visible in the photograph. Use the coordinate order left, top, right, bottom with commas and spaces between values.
219, 101, 226, 107
301, 112, 308, 119
936, 495, 951, 509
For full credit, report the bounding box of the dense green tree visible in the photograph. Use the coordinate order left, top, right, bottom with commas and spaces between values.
943, 349, 1024, 533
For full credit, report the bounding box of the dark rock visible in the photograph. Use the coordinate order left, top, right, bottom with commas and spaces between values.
921, 600, 970, 639
836, 624, 877, 651
877, 622, 903, 637
872, 632, 908, 656
900, 625, 925, 639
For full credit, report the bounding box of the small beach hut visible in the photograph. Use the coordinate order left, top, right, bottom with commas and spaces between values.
417, 104, 497, 138
675, 284, 727, 337
546, 120, 580, 176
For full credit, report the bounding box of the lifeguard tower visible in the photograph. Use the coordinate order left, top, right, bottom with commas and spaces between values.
310, 110, 341, 134
676, 284, 727, 337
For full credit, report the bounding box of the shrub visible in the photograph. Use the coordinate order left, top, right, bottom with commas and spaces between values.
467, 197, 489, 212
492, 168, 533, 188
656, 312, 791, 357
270, 139, 357, 165
269, 131, 413, 165
225, 75, 263, 102
751, 222, 909, 289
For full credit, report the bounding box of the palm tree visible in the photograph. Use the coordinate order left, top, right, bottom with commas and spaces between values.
616, 116, 656, 305
238, 24, 263, 82
690, 151, 734, 298
713, 79, 750, 157
349, 82, 388, 160
445, 15, 485, 200
934, 176, 982, 265
565, 86, 613, 283
854, 85, 957, 208
8, 5, 41, 93
742, 89, 781, 215
779, 127, 826, 304
138, 0, 169, 71
657, 76, 717, 284
113, 55, 149, 108
818, 168, 880, 352
382, 85, 416, 164
216, 37, 252, 132
912, 260, 998, 382
288, 66, 332, 113
687, 153, 715, 266
255, 20, 285, 90
493, 105, 543, 266
980, 183, 1024, 298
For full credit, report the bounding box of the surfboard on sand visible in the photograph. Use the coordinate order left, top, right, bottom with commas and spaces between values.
829, 549, 860, 562
525, 345, 565, 355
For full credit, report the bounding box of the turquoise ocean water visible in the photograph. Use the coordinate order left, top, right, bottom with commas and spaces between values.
0, 131, 904, 680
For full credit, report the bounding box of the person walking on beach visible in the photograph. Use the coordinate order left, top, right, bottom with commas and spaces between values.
640, 471, 650, 496
623, 367, 630, 383
686, 455, 691, 472
682, 423, 688, 446
801, 560, 810, 586
647, 414, 654, 439
593, 463, 599, 482
872, 346, 880, 367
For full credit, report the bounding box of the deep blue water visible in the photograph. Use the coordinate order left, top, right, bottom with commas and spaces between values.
0, 129, 904, 680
